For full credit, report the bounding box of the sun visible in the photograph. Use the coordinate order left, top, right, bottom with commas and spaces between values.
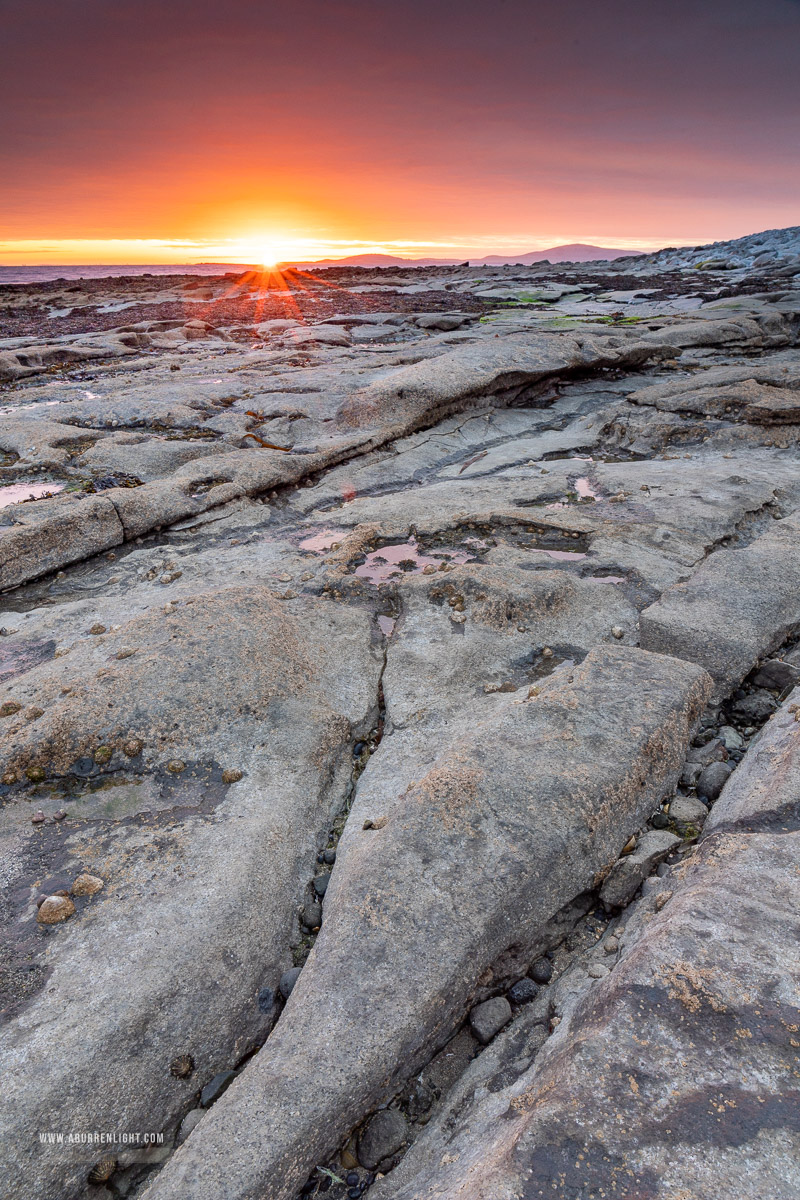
250, 237, 295, 269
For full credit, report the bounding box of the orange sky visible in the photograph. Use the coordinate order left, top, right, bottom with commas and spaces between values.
2, 0, 799, 264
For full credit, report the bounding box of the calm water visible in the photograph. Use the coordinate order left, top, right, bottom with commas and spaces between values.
0, 264, 247, 286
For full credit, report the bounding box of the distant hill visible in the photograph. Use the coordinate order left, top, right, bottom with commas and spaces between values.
474, 244, 642, 265
291, 244, 643, 269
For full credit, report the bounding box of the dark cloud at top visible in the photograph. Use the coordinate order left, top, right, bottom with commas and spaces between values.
1, 0, 798, 240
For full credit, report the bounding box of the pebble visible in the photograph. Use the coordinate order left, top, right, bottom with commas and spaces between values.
469, 996, 512, 1044
696, 761, 733, 801
507, 978, 539, 1005
221, 768, 243, 784
604, 936, 619, 954
71, 872, 104, 896
322, 849, 336, 865
31, 811, 46, 825
89, 623, 106, 635
53, 810, 66, 821
357, 1108, 408, 1170
279, 967, 302, 999
200, 1069, 237, 1108
670, 794, 709, 825
166, 759, 186, 774
717, 725, 744, 751
611, 626, 624, 639
730, 690, 777, 723
313, 874, 329, 897
302, 898, 322, 930
529, 957, 553, 984
587, 963, 610, 979
36, 895, 75, 924
257, 986, 275, 1013
176, 1108, 204, 1145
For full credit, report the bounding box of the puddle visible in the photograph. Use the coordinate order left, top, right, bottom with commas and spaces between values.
529, 549, 587, 561
0, 482, 64, 509
355, 537, 474, 585
574, 477, 602, 500
593, 574, 626, 584
299, 529, 341, 552
377, 615, 396, 636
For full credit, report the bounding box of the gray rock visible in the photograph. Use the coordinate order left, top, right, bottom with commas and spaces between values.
696, 761, 733, 801
200, 1071, 236, 1108
730, 689, 778, 723
358, 1108, 408, 1170
640, 514, 800, 701
302, 898, 323, 929
176, 1109, 204, 1146
279, 968, 302, 999
668, 794, 708, 825
470, 997, 513, 1043
528, 958, 553, 985
750, 658, 800, 691
143, 646, 709, 1200
507, 978, 539, 1005
717, 724, 744, 751
600, 830, 682, 908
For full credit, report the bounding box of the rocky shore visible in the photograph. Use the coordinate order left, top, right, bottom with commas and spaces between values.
1, 225, 799, 1200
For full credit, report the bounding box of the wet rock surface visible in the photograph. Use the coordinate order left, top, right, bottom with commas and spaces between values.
1, 230, 799, 1200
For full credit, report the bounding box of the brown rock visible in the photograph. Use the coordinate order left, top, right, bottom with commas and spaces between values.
71, 873, 104, 897
36, 895, 76, 924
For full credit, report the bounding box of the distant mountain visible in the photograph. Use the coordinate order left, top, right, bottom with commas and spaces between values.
291, 244, 643, 270
474, 244, 642, 265
293, 253, 458, 268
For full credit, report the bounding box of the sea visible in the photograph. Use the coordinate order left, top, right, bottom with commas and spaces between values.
0, 264, 246, 286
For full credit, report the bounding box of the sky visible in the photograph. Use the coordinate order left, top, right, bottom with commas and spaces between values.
1, 0, 799, 264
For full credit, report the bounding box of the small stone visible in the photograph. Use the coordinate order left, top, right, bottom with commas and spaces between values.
93, 745, 113, 765
166, 759, 186, 774
169, 1053, 195, 1078
696, 761, 733, 801
322, 848, 336, 865
600, 830, 681, 909
116, 648, 137, 659
541, 647, 553, 658
587, 963, 610, 979
53, 810, 67, 821
122, 738, 144, 757
529, 957, 553, 984
346, 1172, 360, 1188
257, 986, 275, 1013
25, 707, 44, 720
0, 701, 22, 717
89, 623, 106, 635
36, 895, 76, 924
279, 967, 302, 999
221, 768, 243, 784
669, 794, 709, 825
357, 1109, 408, 1170
717, 725, 744, 751
302, 898, 322, 930
650, 811, 670, 829
31, 810, 46, 824
611, 626, 624, 639
730, 690, 777, 723
604, 936, 619, 953
200, 1069, 237, 1108
469, 996, 512, 1044
508, 977, 539, 1005
313, 874, 329, 897
751, 659, 800, 691
176, 1108, 204, 1145
71, 872, 104, 896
